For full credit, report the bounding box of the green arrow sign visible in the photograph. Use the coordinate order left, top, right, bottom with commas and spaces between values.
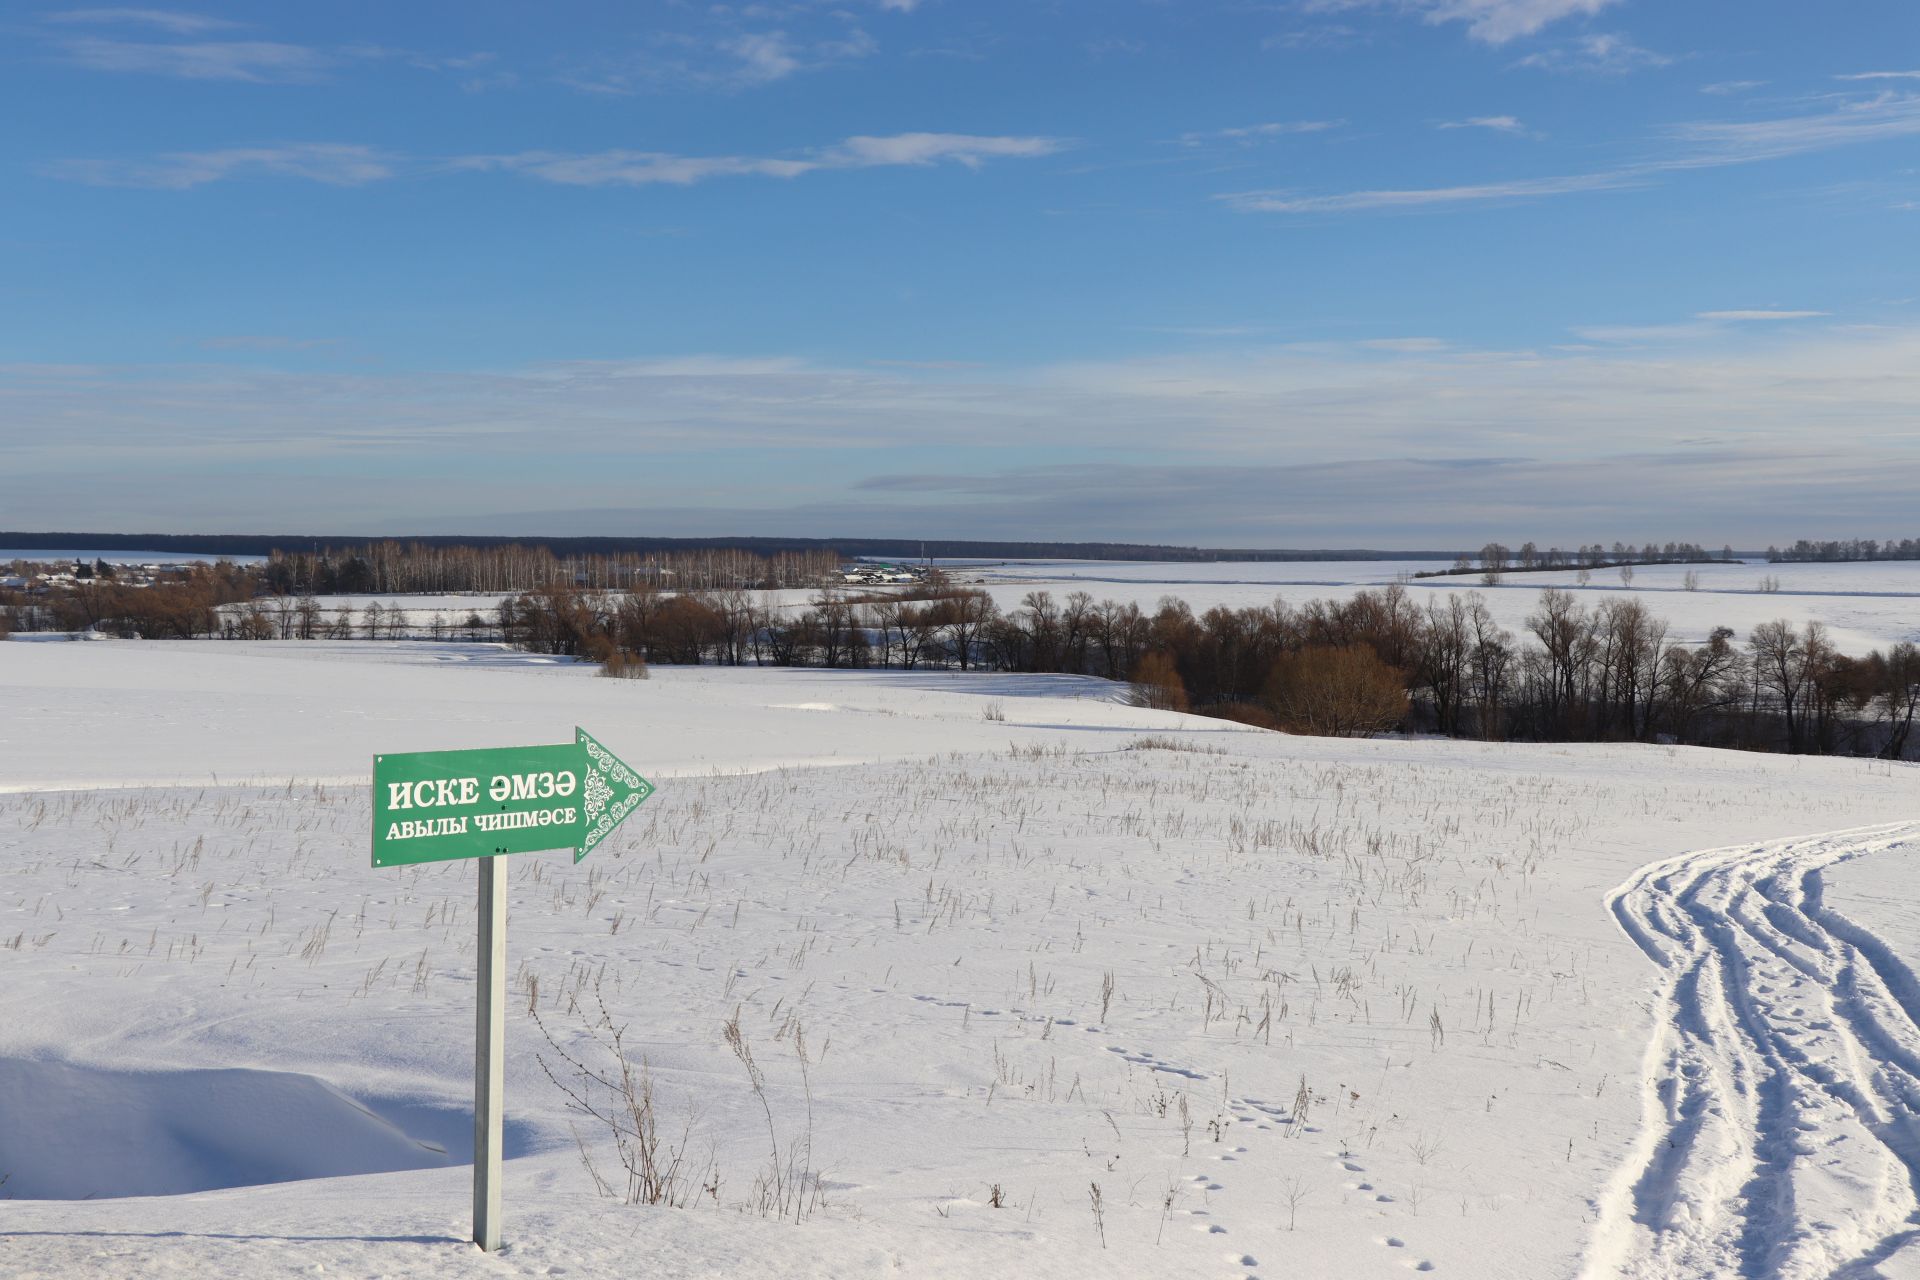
372, 728, 652, 867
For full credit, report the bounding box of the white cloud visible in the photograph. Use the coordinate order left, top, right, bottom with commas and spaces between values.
1228, 91, 1920, 216
559, 25, 877, 94
724, 32, 803, 84
1220, 168, 1639, 213
1517, 32, 1671, 74
44, 8, 235, 34
1179, 121, 1343, 146
1436, 115, 1530, 133
47, 144, 394, 189
455, 151, 816, 186
1303, 0, 1619, 45
1262, 25, 1364, 50
1667, 91, 1920, 162
1701, 79, 1766, 95
56, 36, 330, 81
1423, 0, 1617, 43
827, 132, 1064, 167
459, 133, 1061, 186
1838, 71, 1920, 81
54, 132, 1063, 190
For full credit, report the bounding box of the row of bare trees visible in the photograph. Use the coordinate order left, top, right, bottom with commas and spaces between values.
1447, 541, 1727, 575
10, 564, 1911, 758
263, 542, 841, 595
1768, 538, 1920, 563
497, 581, 1919, 757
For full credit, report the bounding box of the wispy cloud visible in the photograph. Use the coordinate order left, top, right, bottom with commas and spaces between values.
723, 28, 877, 84
1262, 24, 1364, 51
457, 151, 816, 186
458, 133, 1064, 187
1666, 91, 1920, 162
48, 144, 396, 189
1516, 32, 1672, 75
1179, 121, 1343, 146
725, 31, 805, 83
558, 24, 878, 94
1573, 310, 1829, 343
830, 133, 1063, 167
54, 35, 332, 81
1701, 79, 1767, 95
52, 133, 1065, 190
45, 8, 236, 34
1302, 0, 1620, 45
345, 45, 515, 91
1220, 168, 1637, 213
1838, 70, 1920, 81
1436, 115, 1532, 134
1228, 91, 1920, 215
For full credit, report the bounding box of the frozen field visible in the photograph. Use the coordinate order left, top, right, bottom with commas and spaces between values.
3, 642, 1920, 1279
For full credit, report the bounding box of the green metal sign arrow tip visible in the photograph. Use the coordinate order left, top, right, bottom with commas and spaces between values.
573, 727, 653, 863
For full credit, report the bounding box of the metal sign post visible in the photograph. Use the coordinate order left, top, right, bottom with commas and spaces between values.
371, 727, 652, 1251
474, 854, 506, 1252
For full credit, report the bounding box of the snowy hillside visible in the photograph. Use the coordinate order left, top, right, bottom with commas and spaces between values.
3, 641, 1918, 1279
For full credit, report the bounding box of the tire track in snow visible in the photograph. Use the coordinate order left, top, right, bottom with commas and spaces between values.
1581, 823, 1920, 1279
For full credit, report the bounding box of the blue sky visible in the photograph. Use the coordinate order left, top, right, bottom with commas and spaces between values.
4, 0, 1917, 546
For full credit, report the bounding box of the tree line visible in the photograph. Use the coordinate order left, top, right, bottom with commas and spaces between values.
1767, 538, 1920, 563
6, 564, 1912, 761
1418, 541, 1729, 579
261, 542, 843, 595
496, 579, 1919, 761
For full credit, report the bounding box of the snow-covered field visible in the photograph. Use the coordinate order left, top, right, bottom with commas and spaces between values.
4, 641, 1919, 1279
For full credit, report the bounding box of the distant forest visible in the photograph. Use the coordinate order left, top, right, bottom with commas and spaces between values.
1767, 539, 1920, 563
0, 531, 1458, 563
16, 530, 1916, 564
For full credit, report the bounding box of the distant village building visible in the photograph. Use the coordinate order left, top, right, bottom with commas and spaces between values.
839, 563, 927, 586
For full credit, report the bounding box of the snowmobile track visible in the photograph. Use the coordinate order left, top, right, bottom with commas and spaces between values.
1582, 823, 1920, 1279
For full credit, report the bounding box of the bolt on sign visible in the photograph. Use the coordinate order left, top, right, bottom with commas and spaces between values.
373, 728, 652, 866
372, 727, 653, 1253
